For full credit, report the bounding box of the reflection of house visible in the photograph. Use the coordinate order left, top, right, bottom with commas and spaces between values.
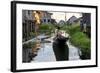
22, 10, 53, 41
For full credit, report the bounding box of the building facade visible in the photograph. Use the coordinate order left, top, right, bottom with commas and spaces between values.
41, 11, 52, 24
80, 13, 91, 37
22, 10, 53, 42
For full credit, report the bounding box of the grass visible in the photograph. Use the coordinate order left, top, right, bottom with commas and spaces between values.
62, 24, 91, 59
71, 32, 91, 53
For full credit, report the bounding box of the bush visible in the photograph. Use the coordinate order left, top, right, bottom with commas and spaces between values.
39, 24, 55, 34
67, 24, 91, 59
40, 24, 50, 30
30, 32, 36, 38
68, 25, 80, 35
41, 24, 54, 29
23, 42, 37, 49
61, 24, 80, 34
71, 32, 90, 49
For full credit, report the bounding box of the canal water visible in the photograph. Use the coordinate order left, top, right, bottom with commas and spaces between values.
30, 34, 81, 62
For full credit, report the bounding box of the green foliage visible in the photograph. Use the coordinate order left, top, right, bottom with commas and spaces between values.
71, 32, 90, 50
23, 42, 36, 49
40, 24, 50, 30
68, 24, 91, 59
68, 25, 80, 35
39, 24, 55, 35
29, 32, 35, 37
40, 23, 55, 30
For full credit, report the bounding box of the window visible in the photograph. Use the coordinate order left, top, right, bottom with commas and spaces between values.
48, 19, 50, 22
44, 19, 46, 22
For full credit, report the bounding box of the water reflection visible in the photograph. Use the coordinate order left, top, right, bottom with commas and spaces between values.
31, 35, 80, 62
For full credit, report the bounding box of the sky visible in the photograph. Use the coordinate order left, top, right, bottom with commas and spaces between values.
50, 12, 82, 23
